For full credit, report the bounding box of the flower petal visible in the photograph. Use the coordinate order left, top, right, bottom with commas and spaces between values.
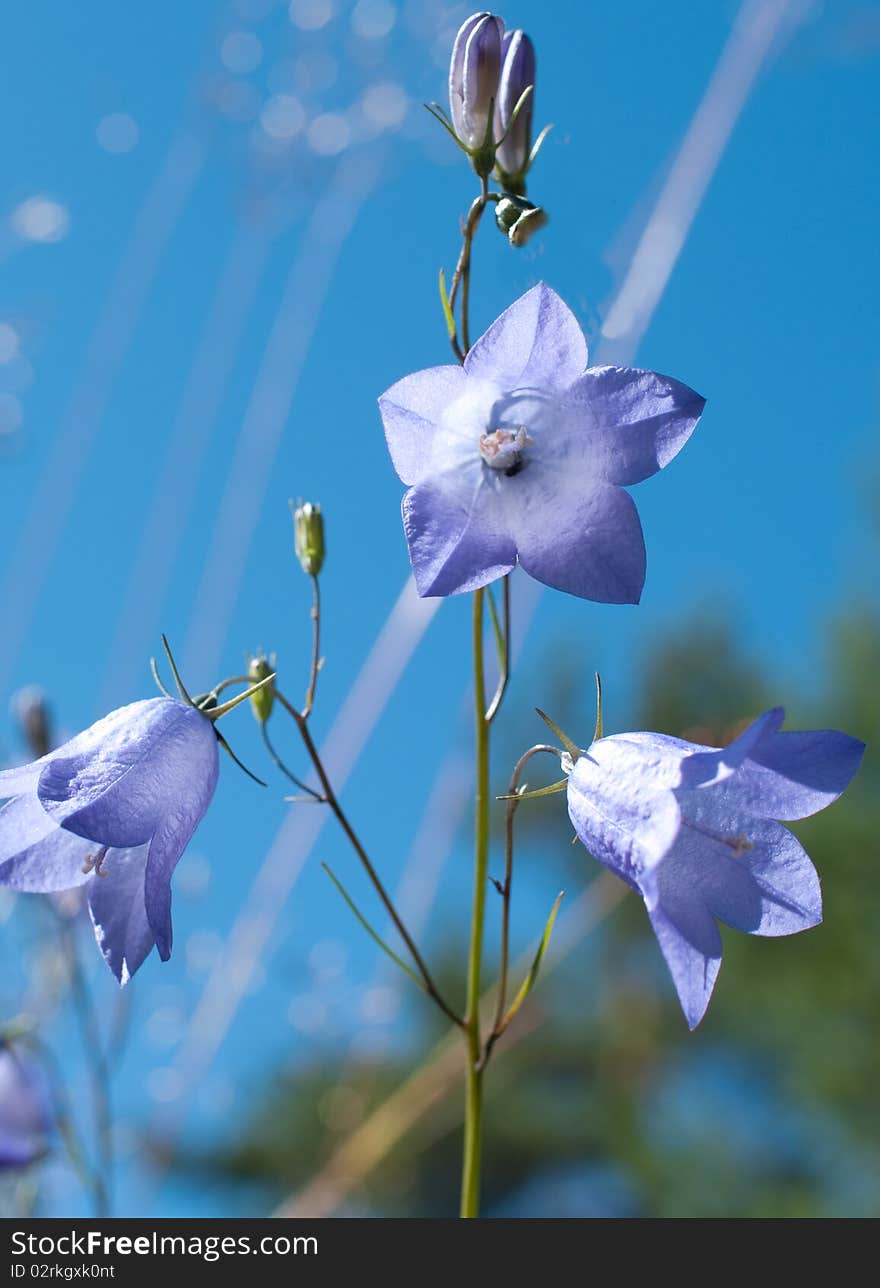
38, 699, 218, 848
402, 474, 516, 597
647, 901, 722, 1031
678, 708, 786, 789
143, 806, 214, 963
671, 788, 822, 936
378, 365, 467, 486
730, 729, 865, 821
0, 763, 45, 800
567, 736, 681, 887
88, 845, 155, 985
0, 794, 92, 892
464, 283, 588, 392
512, 476, 646, 603
560, 366, 705, 485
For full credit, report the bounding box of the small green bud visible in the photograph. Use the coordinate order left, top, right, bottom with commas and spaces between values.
247, 652, 275, 724
495, 194, 548, 248
292, 501, 325, 576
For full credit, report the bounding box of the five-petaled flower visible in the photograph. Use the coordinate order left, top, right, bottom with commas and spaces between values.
566, 707, 864, 1027
0, 698, 218, 985
378, 283, 704, 602
0, 1042, 52, 1170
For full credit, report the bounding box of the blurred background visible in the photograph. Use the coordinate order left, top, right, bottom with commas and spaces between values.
0, 0, 878, 1217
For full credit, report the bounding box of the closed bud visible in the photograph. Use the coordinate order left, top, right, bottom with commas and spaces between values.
494, 29, 536, 194
247, 652, 275, 724
292, 501, 325, 576
495, 194, 548, 247
449, 12, 503, 164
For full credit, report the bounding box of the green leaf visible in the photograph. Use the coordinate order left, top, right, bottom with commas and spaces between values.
438, 269, 456, 343
321, 864, 426, 993
503, 891, 565, 1026
485, 584, 506, 672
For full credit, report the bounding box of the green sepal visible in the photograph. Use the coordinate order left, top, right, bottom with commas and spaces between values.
497, 778, 568, 802
534, 707, 582, 762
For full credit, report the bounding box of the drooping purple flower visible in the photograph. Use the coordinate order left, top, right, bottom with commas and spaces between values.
449, 12, 504, 151
494, 29, 536, 191
0, 698, 219, 985
0, 1043, 52, 1170
378, 283, 704, 602
566, 708, 864, 1027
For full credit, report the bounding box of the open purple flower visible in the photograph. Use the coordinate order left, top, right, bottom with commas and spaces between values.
566, 708, 864, 1027
378, 283, 704, 602
0, 1043, 52, 1170
0, 698, 219, 985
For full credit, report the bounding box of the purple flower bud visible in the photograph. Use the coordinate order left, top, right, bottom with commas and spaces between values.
494, 29, 536, 190
0, 1043, 52, 1170
449, 12, 504, 151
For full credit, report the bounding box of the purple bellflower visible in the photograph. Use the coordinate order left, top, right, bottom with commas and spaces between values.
379, 283, 704, 602
0, 1043, 52, 1170
0, 698, 219, 985
566, 707, 864, 1027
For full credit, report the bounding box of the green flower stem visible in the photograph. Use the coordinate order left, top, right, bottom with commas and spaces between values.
447, 180, 500, 357
461, 586, 490, 1218
483, 743, 560, 1069
302, 573, 321, 720
58, 919, 111, 1217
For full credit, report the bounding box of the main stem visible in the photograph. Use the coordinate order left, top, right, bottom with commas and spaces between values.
461, 587, 490, 1217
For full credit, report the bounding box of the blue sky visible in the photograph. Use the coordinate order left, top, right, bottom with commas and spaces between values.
0, 1, 877, 1215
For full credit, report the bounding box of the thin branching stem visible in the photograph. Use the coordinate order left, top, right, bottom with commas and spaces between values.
447, 181, 500, 360
60, 920, 111, 1217
275, 690, 464, 1030
260, 721, 323, 801
302, 574, 321, 719
483, 744, 561, 1069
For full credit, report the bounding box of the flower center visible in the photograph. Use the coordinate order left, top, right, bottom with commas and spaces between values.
479, 425, 532, 475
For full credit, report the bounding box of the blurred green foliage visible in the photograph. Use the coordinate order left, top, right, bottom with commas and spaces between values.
182, 601, 880, 1217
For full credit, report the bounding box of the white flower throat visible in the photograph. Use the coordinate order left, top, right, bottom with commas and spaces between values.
479, 425, 533, 475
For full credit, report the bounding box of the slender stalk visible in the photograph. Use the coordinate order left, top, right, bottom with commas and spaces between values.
483, 744, 560, 1069
61, 923, 111, 1217
275, 690, 464, 1030
461, 587, 490, 1217
260, 720, 324, 801
302, 574, 321, 719
446, 182, 499, 359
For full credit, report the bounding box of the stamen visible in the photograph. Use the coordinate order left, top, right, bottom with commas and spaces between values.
683, 817, 752, 857
81, 846, 110, 877
479, 425, 533, 472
